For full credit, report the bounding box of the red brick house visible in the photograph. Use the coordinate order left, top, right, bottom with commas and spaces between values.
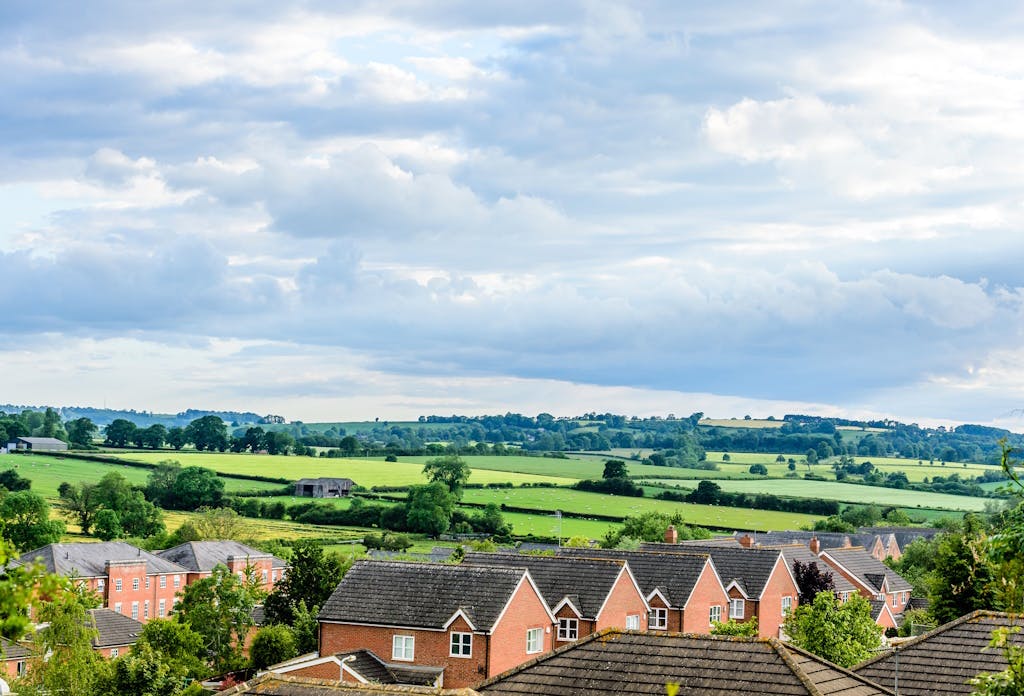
267, 648, 447, 686
643, 542, 800, 639
156, 540, 288, 593
1, 637, 30, 682
17, 542, 188, 622
556, 548, 730, 634
461, 553, 648, 643
88, 607, 145, 658
317, 561, 557, 688
818, 546, 913, 615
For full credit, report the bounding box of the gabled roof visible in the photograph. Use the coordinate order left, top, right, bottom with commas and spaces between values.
0, 637, 30, 660
770, 544, 858, 595
462, 552, 635, 619
18, 541, 188, 577
156, 540, 288, 571
221, 673, 479, 695
14, 437, 67, 446
854, 610, 1024, 696
819, 547, 912, 594
556, 547, 716, 608
857, 527, 941, 551
318, 561, 544, 631
88, 608, 144, 648
294, 478, 355, 486
642, 543, 785, 599
268, 649, 443, 687
477, 629, 895, 696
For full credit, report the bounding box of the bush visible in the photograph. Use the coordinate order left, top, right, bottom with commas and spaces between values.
573, 478, 644, 497
748, 464, 768, 475
362, 532, 413, 551
249, 625, 297, 669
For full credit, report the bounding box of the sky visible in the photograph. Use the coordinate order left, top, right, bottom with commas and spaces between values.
2, 1, 1024, 428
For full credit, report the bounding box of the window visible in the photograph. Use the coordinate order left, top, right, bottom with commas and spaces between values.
782, 596, 793, 616
114, 602, 122, 614
173, 575, 180, 588
625, 614, 641, 631
450, 631, 472, 657
160, 576, 166, 588
557, 618, 579, 641
145, 576, 150, 589
892, 593, 898, 607
261, 569, 268, 584
392, 635, 415, 661
649, 608, 668, 630
144, 600, 150, 618
709, 605, 722, 623
110, 648, 119, 658
115, 578, 123, 592
16, 661, 26, 676
158, 599, 166, 617
131, 602, 139, 620
132, 578, 139, 591
729, 599, 744, 619
526, 628, 543, 654
271, 570, 277, 582
97, 579, 105, 591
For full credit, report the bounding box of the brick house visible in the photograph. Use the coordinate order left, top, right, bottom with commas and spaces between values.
317, 561, 557, 688
1, 637, 30, 682
17, 542, 188, 622
818, 546, 913, 615
267, 648, 447, 686
556, 548, 730, 634
461, 553, 649, 643
156, 540, 289, 593
222, 673, 482, 695
643, 542, 800, 639
88, 607, 144, 658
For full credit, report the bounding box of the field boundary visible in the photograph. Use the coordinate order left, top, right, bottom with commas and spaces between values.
18, 450, 292, 485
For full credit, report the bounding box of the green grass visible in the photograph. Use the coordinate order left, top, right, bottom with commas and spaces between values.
458, 487, 823, 531
111, 452, 574, 487
0, 454, 275, 499
400, 454, 705, 482
640, 477, 993, 512
701, 452, 999, 482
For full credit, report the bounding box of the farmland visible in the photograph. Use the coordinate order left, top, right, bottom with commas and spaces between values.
640, 477, 992, 512
701, 451, 1000, 482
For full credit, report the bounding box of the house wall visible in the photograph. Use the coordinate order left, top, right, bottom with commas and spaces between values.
2, 658, 27, 679
486, 579, 555, 679
682, 563, 730, 634
280, 660, 344, 681
104, 562, 181, 622
645, 594, 679, 632
757, 558, 800, 639
95, 644, 133, 659
594, 570, 647, 632
553, 605, 592, 644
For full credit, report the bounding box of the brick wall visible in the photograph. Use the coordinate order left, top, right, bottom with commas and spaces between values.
486, 576, 555, 679
682, 563, 730, 634
594, 569, 647, 632
104, 561, 180, 622
282, 660, 344, 681
756, 557, 799, 639
554, 605, 592, 644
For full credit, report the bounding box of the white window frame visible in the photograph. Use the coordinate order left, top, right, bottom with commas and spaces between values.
625, 614, 641, 631
145, 576, 150, 589
131, 602, 139, 620
649, 608, 668, 630
144, 600, 150, 618
782, 596, 793, 616
557, 618, 579, 641
892, 593, 898, 607
709, 605, 722, 624
132, 578, 139, 591
97, 579, 105, 591
261, 569, 268, 584
729, 598, 744, 619
392, 635, 415, 661
114, 602, 122, 614
110, 647, 118, 657
173, 575, 180, 588
158, 599, 166, 617
526, 628, 543, 654
115, 578, 122, 592
449, 631, 472, 657
160, 575, 167, 588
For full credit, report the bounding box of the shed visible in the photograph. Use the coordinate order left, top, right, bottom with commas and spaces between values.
293, 477, 355, 498
10, 437, 68, 452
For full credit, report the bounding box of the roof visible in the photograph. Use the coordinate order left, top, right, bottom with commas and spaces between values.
220, 673, 479, 695
318, 561, 538, 631
462, 552, 631, 619
744, 531, 855, 550
14, 437, 67, 446
770, 544, 858, 595
294, 478, 355, 486
0, 637, 30, 660
858, 527, 942, 551
18, 541, 188, 577
478, 629, 895, 696
677, 536, 743, 547
819, 547, 912, 594
854, 610, 1024, 696
269, 649, 443, 687
157, 540, 288, 571
88, 608, 144, 648
556, 547, 714, 608
642, 543, 785, 598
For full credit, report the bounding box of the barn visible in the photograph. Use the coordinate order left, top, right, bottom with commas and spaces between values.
9, 437, 69, 452
293, 477, 356, 498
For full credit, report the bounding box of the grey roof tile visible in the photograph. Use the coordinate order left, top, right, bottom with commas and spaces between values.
318, 561, 531, 631
854, 611, 1024, 696
18, 541, 188, 577
642, 543, 783, 598
769, 544, 858, 595
88, 608, 144, 648
820, 547, 912, 593
555, 548, 712, 608
1, 637, 31, 660
221, 673, 478, 695
156, 540, 288, 571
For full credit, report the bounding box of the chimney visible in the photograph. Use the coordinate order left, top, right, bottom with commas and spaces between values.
738, 534, 754, 548
809, 536, 820, 554
664, 525, 678, 544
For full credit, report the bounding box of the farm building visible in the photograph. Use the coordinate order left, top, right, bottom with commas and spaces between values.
294, 477, 355, 498
8, 436, 68, 452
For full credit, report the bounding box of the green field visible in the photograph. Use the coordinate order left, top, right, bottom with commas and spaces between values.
701, 452, 999, 482
400, 454, 713, 482
641, 477, 992, 512
0, 454, 276, 499
114, 452, 574, 487
458, 487, 823, 531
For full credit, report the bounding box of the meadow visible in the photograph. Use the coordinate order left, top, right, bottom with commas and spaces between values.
701, 452, 999, 482
399, 454, 708, 482
640, 477, 992, 512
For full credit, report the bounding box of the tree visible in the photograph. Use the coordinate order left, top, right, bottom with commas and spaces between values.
100, 640, 197, 696
1, 539, 65, 641
262, 430, 294, 456
176, 565, 256, 674
145, 460, 182, 507
0, 468, 31, 492
970, 627, 1024, 696
722, 453, 731, 462
0, 490, 65, 551
184, 416, 228, 452
190, 507, 249, 541
38, 407, 66, 441
65, 417, 98, 448
166, 427, 188, 450
422, 455, 471, 497
689, 480, 722, 505
57, 481, 100, 535
792, 560, 835, 605
249, 625, 298, 669
133, 618, 207, 679
405, 482, 455, 537
105, 419, 138, 447
140, 424, 168, 449
168, 466, 224, 509
806, 448, 819, 465
601, 511, 710, 548
241, 427, 265, 453
90, 472, 165, 539
783, 592, 882, 668
93, 508, 124, 541
339, 435, 360, 455
711, 617, 758, 636
263, 540, 350, 626
748, 464, 768, 475
930, 516, 999, 624
602, 459, 629, 479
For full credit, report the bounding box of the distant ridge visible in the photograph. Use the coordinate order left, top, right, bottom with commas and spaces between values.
0, 404, 267, 428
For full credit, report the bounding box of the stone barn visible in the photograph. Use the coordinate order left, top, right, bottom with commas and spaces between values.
293, 477, 355, 498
